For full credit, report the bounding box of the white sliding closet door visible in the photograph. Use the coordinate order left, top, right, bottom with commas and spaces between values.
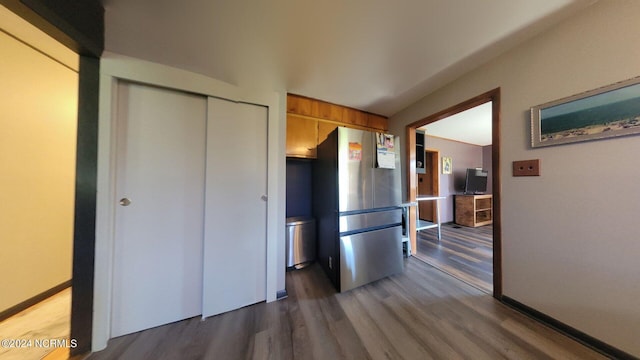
202, 98, 268, 318
111, 82, 207, 337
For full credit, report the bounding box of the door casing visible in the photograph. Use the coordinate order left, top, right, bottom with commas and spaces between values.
405, 88, 502, 298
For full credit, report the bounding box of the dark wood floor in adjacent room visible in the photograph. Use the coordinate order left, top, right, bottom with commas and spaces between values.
416, 223, 493, 293
88, 258, 606, 360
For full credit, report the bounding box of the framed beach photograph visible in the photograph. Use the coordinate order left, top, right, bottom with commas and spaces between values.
531, 76, 640, 147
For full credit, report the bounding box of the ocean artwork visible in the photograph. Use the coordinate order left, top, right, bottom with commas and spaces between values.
531, 78, 640, 147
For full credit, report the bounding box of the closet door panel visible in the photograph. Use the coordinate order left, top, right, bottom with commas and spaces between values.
202, 98, 268, 318
111, 82, 206, 337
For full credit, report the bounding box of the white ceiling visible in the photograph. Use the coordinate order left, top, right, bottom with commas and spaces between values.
101, 0, 595, 117
421, 102, 493, 146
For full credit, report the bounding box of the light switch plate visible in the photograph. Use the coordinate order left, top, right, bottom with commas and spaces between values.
513, 159, 540, 176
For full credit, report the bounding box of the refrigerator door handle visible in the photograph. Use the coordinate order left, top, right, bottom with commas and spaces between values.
339, 208, 402, 233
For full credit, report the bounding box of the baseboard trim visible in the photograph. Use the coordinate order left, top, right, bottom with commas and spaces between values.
276, 289, 288, 300
0, 280, 71, 322
501, 296, 637, 360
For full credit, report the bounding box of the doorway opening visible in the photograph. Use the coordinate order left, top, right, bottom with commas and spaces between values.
0, 7, 79, 359
1, 2, 103, 355
417, 149, 440, 222
405, 88, 502, 298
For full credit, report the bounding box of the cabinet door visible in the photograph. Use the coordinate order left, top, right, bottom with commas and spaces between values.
286, 114, 318, 158
312, 101, 342, 122
342, 107, 368, 127
287, 95, 312, 115
454, 196, 474, 227
367, 113, 388, 131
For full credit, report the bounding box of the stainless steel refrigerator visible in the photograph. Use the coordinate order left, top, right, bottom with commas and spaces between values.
313, 127, 403, 292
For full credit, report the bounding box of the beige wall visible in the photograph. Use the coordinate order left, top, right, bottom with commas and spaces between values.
390, 0, 640, 356
0, 31, 77, 311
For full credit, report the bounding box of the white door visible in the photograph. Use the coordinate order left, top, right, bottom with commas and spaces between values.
111, 82, 207, 337
202, 98, 268, 318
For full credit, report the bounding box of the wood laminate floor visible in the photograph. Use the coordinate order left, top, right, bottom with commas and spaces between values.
88, 259, 606, 360
415, 223, 493, 293
0, 288, 71, 360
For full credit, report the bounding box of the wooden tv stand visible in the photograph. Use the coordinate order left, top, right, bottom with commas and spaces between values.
455, 194, 493, 227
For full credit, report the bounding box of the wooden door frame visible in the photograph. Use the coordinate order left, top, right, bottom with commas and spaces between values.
405, 88, 502, 298
417, 149, 440, 222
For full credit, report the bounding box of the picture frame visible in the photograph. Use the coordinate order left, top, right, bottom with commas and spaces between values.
531, 76, 640, 148
442, 156, 452, 174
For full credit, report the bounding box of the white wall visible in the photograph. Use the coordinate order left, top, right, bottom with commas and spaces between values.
390, 1, 640, 356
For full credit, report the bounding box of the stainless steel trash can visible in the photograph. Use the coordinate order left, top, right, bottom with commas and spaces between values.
286, 216, 316, 269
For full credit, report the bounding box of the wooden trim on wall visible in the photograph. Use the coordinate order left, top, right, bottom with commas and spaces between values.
406, 126, 418, 253
490, 90, 502, 299
287, 93, 389, 131
406, 89, 499, 129
405, 87, 502, 299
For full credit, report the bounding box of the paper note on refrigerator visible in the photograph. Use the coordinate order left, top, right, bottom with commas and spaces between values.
349, 142, 362, 160
376, 133, 396, 169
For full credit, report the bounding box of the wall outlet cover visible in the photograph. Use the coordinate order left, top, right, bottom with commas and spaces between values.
513, 159, 540, 176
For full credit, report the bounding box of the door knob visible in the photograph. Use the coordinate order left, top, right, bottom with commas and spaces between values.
261, 195, 268, 202
119, 198, 132, 206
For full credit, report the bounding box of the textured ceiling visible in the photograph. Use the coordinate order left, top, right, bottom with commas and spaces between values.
102, 0, 595, 117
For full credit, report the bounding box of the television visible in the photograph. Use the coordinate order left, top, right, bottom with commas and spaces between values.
464, 168, 488, 194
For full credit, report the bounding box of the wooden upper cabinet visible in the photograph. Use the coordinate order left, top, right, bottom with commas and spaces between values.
367, 114, 388, 131
342, 107, 368, 128
340, 108, 387, 131
286, 114, 317, 158
312, 102, 342, 122
286, 94, 389, 158
287, 95, 313, 116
